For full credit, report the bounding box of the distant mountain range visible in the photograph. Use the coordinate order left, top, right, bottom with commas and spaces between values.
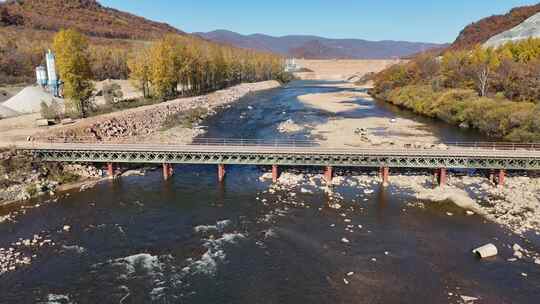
194, 30, 446, 59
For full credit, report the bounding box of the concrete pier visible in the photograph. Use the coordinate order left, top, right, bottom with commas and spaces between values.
272, 165, 279, 183
438, 168, 447, 187
107, 163, 114, 178
218, 164, 226, 183
498, 169, 506, 187
163, 163, 174, 180
324, 166, 333, 183
380, 166, 389, 187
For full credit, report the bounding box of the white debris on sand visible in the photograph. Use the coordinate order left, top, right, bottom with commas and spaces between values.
277, 119, 304, 133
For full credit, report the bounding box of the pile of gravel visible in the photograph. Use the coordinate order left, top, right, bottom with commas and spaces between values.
2, 86, 63, 114
0, 104, 20, 119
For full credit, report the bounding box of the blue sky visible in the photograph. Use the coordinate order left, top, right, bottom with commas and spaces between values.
99, 0, 539, 43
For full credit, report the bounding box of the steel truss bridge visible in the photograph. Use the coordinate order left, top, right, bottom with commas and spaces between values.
19, 139, 540, 185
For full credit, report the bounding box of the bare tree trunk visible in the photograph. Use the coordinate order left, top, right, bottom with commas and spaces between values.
477, 66, 490, 97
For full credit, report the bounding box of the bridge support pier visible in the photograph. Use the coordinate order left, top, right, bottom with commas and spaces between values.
107, 162, 114, 179
218, 164, 226, 183
498, 169, 506, 187
324, 166, 333, 184
272, 165, 280, 183
380, 166, 389, 187
438, 168, 447, 187
162, 163, 174, 180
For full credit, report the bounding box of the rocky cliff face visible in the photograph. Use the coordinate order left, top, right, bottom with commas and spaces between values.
484, 12, 540, 48
450, 3, 540, 50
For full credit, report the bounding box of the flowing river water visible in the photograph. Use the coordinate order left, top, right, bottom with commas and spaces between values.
1, 81, 539, 303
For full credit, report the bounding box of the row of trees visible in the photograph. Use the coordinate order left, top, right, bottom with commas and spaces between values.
50, 30, 288, 117
128, 35, 288, 100
371, 38, 540, 141
0, 30, 134, 85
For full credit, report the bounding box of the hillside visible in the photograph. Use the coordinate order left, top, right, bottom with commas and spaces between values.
0, 0, 188, 84
0, 0, 183, 40
451, 3, 540, 49
195, 30, 445, 59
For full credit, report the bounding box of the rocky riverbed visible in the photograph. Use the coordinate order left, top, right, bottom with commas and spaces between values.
259, 169, 540, 261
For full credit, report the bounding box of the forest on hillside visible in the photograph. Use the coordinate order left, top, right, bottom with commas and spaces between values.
0, 27, 137, 84
371, 39, 540, 142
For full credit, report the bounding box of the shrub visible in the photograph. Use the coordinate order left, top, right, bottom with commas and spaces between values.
25, 184, 38, 198
103, 83, 124, 105
162, 107, 209, 130
40, 99, 63, 120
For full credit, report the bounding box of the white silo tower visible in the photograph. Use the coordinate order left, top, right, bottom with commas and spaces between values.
35, 65, 48, 87
46, 49, 59, 97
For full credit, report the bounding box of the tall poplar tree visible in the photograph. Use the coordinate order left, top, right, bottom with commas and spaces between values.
52, 29, 94, 117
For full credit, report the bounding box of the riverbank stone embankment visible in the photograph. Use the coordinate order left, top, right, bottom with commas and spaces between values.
37, 81, 281, 143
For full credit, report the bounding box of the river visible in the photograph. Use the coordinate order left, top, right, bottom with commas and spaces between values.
0, 81, 539, 303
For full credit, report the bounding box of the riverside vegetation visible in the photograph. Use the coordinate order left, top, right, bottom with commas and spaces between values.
0, 148, 87, 204
371, 38, 540, 141
44, 29, 290, 119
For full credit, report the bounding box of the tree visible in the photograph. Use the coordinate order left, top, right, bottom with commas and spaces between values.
148, 35, 182, 100
441, 50, 473, 89
470, 45, 500, 97
52, 29, 94, 117
127, 47, 151, 98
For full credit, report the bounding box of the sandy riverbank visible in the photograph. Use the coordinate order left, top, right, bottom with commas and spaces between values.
287, 83, 440, 148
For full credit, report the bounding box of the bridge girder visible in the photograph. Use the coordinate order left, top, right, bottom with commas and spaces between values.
29, 149, 540, 170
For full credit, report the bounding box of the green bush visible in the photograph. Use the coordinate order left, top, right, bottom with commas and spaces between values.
40, 99, 63, 120
383, 85, 538, 140
25, 184, 38, 198
162, 107, 209, 130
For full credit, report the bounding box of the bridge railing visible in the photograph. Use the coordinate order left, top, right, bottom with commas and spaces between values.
37, 137, 540, 151
444, 142, 540, 151
190, 138, 319, 147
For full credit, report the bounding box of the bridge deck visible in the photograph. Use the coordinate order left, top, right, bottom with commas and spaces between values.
20, 142, 540, 170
